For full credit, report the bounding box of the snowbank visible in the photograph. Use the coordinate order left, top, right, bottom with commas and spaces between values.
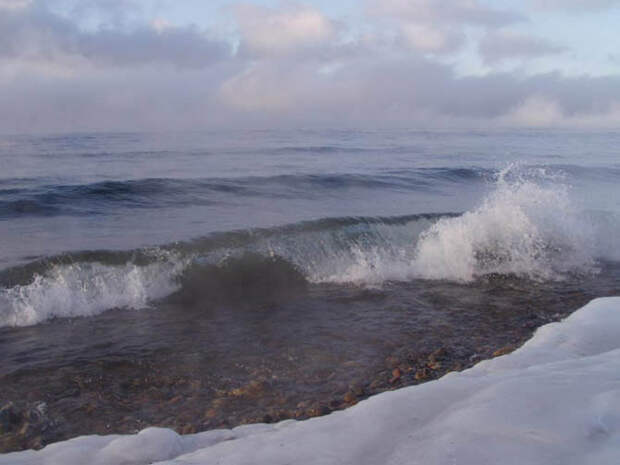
3, 297, 620, 465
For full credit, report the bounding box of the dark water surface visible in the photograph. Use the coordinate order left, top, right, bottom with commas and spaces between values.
1, 130, 619, 450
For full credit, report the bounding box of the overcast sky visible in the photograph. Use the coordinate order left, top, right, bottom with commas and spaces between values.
1, 0, 619, 133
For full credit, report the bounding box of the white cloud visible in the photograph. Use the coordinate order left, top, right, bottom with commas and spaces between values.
367, 0, 524, 55
399, 23, 464, 53
505, 95, 563, 126
0, 0, 31, 9
151, 18, 172, 33
233, 3, 336, 57
504, 95, 620, 128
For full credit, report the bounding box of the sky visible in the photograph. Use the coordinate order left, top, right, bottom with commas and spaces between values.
0, 0, 619, 133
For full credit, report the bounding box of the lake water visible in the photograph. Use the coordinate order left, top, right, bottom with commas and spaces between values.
1, 129, 619, 450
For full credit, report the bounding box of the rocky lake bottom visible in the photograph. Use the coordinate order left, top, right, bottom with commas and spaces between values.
3, 265, 619, 453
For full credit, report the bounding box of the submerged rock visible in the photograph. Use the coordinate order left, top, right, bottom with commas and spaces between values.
0, 402, 19, 434
0, 400, 60, 451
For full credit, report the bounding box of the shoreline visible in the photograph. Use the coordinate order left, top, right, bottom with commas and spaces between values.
0, 289, 592, 453
3, 297, 619, 464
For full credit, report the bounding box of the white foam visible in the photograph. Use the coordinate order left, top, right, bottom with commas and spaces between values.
0, 250, 187, 327
4, 297, 620, 465
278, 220, 431, 285
413, 165, 598, 282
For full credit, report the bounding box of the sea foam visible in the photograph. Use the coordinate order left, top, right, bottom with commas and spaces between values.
0, 250, 187, 327
412, 165, 598, 282
304, 165, 599, 284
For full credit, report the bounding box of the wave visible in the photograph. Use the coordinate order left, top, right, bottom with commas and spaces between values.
273, 145, 368, 154
0, 165, 617, 327
0, 250, 187, 327
0, 213, 443, 327
0, 169, 487, 219
413, 166, 599, 281
2, 164, 619, 220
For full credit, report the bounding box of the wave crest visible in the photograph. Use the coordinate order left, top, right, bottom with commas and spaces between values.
0, 250, 187, 327
412, 166, 597, 281
0, 166, 612, 327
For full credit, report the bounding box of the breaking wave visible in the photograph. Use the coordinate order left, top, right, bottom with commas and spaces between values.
0, 250, 188, 327
0, 165, 615, 327
413, 166, 599, 281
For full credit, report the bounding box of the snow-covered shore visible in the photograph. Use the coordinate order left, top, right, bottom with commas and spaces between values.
3, 297, 620, 465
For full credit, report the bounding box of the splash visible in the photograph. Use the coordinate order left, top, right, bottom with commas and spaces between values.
0, 250, 187, 327
262, 219, 432, 285
412, 165, 598, 282
296, 165, 599, 284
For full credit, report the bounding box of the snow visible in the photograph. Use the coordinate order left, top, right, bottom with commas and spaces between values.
3, 297, 620, 465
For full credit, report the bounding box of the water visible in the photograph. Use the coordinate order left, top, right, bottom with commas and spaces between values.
1, 129, 619, 450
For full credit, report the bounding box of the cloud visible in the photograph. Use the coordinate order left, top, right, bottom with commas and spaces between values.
0, 2, 231, 67
233, 3, 336, 57
3, 46, 620, 133
398, 23, 464, 54
216, 47, 620, 128
0, 62, 243, 133
79, 26, 230, 67
366, 0, 524, 54
0, 0, 31, 9
0, 0, 619, 133
64, 0, 142, 25
504, 95, 563, 126
479, 32, 567, 64
368, 0, 523, 27
531, 0, 620, 11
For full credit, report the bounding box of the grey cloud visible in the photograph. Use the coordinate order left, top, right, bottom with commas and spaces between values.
335, 61, 620, 121
64, 0, 144, 28
366, 0, 525, 55
437, 71, 620, 119
479, 32, 567, 64
0, 3, 231, 67
368, 0, 525, 27
78, 26, 230, 68
0, 62, 243, 133
3, 51, 620, 133
0, 0, 619, 133
531, 0, 620, 10
205, 51, 620, 127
